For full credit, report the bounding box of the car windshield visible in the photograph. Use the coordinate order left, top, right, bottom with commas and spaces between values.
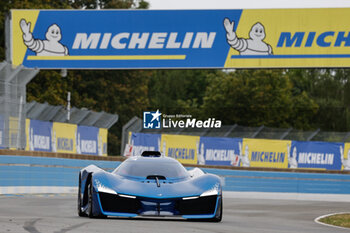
114, 160, 189, 178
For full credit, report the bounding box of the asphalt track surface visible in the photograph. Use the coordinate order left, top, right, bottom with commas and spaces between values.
0, 193, 349, 233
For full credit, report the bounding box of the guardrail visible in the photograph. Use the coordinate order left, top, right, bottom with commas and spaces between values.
0, 154, 119, 194
1, 154, 350, 195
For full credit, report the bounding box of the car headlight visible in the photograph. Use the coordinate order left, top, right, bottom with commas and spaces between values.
200, 183, 220, 197
94, 179, 117, 195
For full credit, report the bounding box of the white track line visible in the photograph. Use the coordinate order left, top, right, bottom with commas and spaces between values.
314, 212, 350, 230
0, 186, 78, 194
223, 191, 350, 202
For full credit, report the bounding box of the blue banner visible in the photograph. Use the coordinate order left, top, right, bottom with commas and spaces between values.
28, 119, 52, 152
12, 9, 241, 69
198, 136, 242, 166
289, 141, 343, 170
130, 132, 161, 156
76, 125, 99, 155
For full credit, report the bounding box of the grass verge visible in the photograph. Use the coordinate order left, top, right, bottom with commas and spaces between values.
319, 214, 350, 228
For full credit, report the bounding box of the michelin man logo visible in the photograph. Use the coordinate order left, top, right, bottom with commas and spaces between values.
240, 144, 250, 167
29, 126, 34, 151
98, 135, 103, 156
162, 141, 167, 156
231, 142, 242, 166
20, 19, 69, 56
51, 128, 57, 153
224, 18, 273, 55
288, 144, 298, 169
340, 146, 350, 171
196, 140, 205, 165
76, 129, 81, 155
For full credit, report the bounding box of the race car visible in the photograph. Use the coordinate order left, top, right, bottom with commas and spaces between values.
77, 151, 223, 222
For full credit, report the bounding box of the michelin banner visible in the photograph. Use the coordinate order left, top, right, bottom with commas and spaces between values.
198, 136, 242, 166
126, 132, 161, 157
242, 138, 291, 168
52, 122, 77, 153
76, 125, 103, 156
27, 119, 53, 152
11, 8, 350, 69
290, 141, 343, 170
161, 134, 199, 165
99, 128, 108, 156
22, 119, 107, 155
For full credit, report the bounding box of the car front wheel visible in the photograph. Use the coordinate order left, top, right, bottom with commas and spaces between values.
210, 195, 222, 222
87, 179, 106, 219
77, 174, 86, 217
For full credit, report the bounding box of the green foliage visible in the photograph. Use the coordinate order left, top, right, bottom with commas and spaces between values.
27, 70, 71, 105
148, 70, 212, 116
202, 69, 318, 129
287, 69, 350, 131
70, 0, 148, 9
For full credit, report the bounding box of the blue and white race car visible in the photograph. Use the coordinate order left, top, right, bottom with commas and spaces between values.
77, 151, 223, 221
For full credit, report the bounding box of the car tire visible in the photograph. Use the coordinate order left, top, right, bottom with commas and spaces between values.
87, 179, 94, 218
87, 178, 106, 219
210, 195, 222, 222
77, 174, 86, 217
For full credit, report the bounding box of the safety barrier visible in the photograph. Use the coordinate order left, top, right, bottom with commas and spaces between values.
0, 155, 118, 194
1, 155, 350, 195
0, 118, 109, 156
126, 132, 350, 171
202, 167, 350, 194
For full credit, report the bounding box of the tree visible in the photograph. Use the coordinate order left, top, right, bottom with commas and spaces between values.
0, 0, 150, 155
148, 69, 214, 117
287, 68, 350, 131
202, 69, 318, 129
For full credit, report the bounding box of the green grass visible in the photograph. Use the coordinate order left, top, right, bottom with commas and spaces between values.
319, 214, 350, 228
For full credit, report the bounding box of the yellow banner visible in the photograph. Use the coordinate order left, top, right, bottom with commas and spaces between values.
342, 143, 350, 171
11, 10, 40, 66
224, 8, 350, 68
52, 122, 77, 153
160, 134, 199, 165
9, 116, 19, 150
25, 118, 30, 151
242, 138, 291, 168
98, 128, 108, 156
